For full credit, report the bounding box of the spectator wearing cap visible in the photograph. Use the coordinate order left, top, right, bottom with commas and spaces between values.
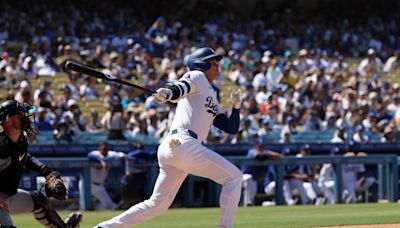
241, 139, 281, 206
63, 99, 86, 132
383, 50, 400, 74
352, 124, 370, 143
14, 80, 31, 102
292, 49, 314, 75
358, 48, 382, 76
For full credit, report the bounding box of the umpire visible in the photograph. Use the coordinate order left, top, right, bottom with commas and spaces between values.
0, 100, 82, 228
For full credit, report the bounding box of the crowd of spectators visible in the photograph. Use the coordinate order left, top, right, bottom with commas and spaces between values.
0, 0, 400, 144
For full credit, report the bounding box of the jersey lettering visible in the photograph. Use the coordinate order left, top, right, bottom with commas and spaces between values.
205, 96, 218, 116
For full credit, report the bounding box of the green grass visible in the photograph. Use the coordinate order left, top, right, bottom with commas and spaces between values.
11, 203, 400, 228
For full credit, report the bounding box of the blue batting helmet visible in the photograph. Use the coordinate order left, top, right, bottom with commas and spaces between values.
187, 47, 222, 72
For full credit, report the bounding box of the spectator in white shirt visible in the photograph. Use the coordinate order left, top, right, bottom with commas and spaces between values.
358, 48, 382, 76
383, 50, 400, 74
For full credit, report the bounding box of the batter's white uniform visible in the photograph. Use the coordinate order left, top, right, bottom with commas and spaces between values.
88, 150, 125, 210
97, 71, 242, 228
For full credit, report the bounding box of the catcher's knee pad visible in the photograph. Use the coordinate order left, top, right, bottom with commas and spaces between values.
30, 191, 66, 228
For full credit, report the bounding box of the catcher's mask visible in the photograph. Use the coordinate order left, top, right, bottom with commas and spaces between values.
0, 100, 37, 134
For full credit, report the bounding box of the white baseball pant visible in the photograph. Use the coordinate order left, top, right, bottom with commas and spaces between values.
343, 177, 376, 203
97, 133, 242, 228
283, 179, 309, 205
318, 180, 335, 204
242, 174, 257, 206
91, 183, 118, 210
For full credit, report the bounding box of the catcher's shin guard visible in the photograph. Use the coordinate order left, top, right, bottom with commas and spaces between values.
30, 191, 67, 228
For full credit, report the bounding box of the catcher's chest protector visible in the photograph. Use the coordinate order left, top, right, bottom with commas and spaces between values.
0, 133, 28, 196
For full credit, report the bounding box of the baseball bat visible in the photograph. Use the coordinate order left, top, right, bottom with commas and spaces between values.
65, 61, 155, 94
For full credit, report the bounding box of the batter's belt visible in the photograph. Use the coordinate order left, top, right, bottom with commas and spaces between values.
171, 129, 198, 139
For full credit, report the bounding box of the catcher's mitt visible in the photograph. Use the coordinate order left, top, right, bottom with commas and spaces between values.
45, 171, 67, 200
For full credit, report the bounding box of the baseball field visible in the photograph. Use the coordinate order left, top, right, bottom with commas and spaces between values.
11, 203, 400, 227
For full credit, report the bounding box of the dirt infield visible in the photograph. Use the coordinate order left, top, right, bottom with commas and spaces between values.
321, 224, 400, 228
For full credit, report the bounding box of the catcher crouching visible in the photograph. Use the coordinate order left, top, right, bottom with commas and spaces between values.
0, 100, 82, 228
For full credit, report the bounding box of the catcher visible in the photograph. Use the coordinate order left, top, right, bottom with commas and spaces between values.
0, 100, 82, 228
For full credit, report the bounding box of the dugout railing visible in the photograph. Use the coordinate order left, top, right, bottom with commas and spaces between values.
38, 154, 398, 210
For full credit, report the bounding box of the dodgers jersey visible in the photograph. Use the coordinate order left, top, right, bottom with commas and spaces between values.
170, 70, 223, 141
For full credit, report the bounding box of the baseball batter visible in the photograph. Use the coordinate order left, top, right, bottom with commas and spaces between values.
96, 47, 243, 228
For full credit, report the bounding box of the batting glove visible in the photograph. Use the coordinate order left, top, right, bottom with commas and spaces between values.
169, 138, 181, 149
230, 89, 243, 109
154, 88, 173, 104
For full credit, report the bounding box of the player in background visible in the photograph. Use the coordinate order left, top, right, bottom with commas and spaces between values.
241, 138, 281, 206
96, 47, 243, 228
87, 141, 127, 210
0, 100, 82, 227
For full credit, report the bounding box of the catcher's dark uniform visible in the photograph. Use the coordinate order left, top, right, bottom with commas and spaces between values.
0, 100, 82, 228
0, 132, 29, 197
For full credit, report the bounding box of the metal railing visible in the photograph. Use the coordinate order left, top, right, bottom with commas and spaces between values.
39, 154, 399, 209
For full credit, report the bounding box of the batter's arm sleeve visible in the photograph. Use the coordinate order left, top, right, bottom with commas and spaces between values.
25, 153, 52, 176
167, 73, 198, 101
212, 108, 240, 134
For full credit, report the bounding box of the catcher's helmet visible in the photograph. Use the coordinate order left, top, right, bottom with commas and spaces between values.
0, 100, 36, 133
187, 47, 222, 72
